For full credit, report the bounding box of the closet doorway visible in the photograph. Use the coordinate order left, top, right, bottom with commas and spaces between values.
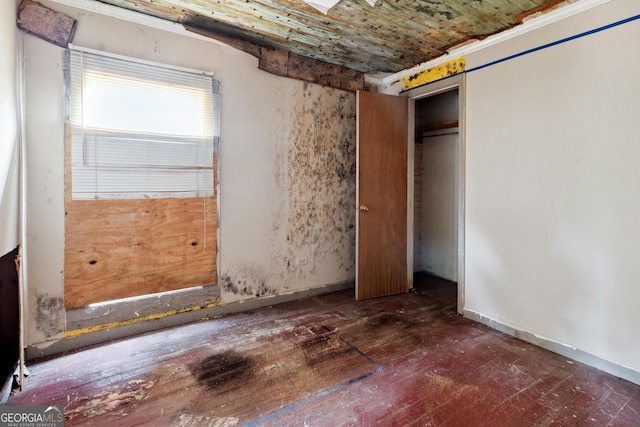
409, 76, 464, 312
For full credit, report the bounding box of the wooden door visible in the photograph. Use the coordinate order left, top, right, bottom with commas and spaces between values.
356, 91, 409, 300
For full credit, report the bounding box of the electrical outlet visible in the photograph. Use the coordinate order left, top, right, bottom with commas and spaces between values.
296, 257, 308, 266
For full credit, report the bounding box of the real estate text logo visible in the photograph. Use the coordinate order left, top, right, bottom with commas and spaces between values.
0, 406, 63, 427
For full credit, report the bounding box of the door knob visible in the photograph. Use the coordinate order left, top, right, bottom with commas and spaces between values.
359, 205, 369, 212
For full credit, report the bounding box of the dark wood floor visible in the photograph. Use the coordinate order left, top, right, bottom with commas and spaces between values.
8, 273, 640, 426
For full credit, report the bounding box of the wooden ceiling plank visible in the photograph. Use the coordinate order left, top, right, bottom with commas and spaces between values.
77, 0, 560, 73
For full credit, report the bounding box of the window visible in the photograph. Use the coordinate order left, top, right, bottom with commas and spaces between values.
67, 47, 219, 200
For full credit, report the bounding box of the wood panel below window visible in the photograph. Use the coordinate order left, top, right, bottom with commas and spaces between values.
64, 196, 217, 308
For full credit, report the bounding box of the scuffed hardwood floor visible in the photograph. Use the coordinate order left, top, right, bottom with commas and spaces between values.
8, 273, 640, 426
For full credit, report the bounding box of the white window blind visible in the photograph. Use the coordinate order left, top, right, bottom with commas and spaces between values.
67, 47, 219, 200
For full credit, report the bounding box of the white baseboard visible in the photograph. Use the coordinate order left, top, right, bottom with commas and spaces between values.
464, 309, 640, 386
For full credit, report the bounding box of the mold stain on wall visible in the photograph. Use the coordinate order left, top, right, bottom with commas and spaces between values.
219, 263, 277, 298
35, 294, 65, 339
221, 82, 356, 300
286, 83, 357, 279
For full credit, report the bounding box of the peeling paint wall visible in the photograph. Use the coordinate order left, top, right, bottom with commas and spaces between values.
25, 1, 356, 348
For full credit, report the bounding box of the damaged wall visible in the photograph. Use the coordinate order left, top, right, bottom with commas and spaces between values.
220, 83, 356, 302
24, 1, 356, 348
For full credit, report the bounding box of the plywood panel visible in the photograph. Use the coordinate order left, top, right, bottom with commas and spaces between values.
64, 197, 217, 308
64, 125, 217, 309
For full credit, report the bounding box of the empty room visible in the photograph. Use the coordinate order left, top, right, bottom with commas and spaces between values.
1, 0, 639, 425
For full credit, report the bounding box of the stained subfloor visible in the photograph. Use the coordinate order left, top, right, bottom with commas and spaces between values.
8, 273, 640, 426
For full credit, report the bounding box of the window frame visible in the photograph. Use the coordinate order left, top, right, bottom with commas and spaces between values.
64, 45, 221, 201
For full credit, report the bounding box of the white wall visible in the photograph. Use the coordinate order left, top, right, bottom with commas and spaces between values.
421, 134, 457, 281
465, 1, 640, 374
0, 0, 20, 256
23, 29, 66, 345
24, 1, 356, 346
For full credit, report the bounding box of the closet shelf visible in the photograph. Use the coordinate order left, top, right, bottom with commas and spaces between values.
415, 120, 459, 142
415, 120, 458, 134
